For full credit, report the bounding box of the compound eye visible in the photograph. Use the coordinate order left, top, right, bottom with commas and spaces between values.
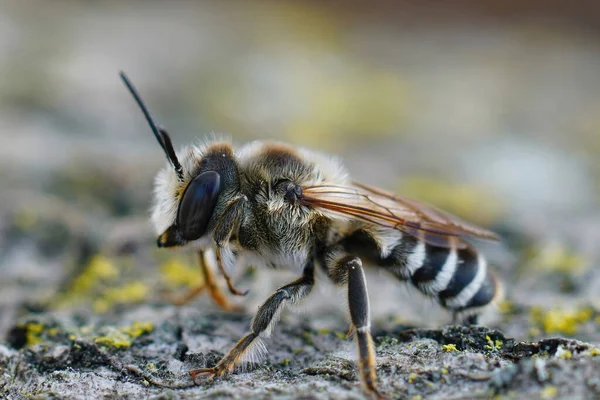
177, 171, 221, 241
275, 179, 302, 203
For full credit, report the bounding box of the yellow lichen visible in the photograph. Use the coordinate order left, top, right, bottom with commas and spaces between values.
555, 346, 572, 360
440, 367, 449, 374
54, 254, 121, 309
529, 243, 586, 274
407, 373, 418, 383
585, 348, 600, 357
485, 335, 503, 352
540, 385, 558, 399
82, 255, 119, 284
93, 282, 150, 313
442, 344, 458, 352
46, 327, 59, 337
94, 321, 154, 349
531, 306, 594, 335
94, 330, 132, 349
25, 322, 44, 346
121, 321, 154, 338
93, 299, 111, 314
317, 328, 330, 335
497, 300, 515, 315
160, 258, 204, 288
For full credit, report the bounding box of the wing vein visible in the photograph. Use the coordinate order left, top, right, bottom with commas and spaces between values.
301, 182, 499, 248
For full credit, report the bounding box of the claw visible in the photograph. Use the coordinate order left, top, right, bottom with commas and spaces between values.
224, 277, 249, 297
215, 247, 249, 297
189, 367, 217, 384
345, 323, 356, 339
161, 286, 205, 306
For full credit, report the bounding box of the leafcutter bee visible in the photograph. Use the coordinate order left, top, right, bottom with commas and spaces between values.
120, 72, 502, 398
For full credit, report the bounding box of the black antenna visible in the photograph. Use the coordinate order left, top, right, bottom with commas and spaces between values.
119, 71, 184, 180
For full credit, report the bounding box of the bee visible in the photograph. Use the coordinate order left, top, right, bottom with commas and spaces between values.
120, 72, 502, 398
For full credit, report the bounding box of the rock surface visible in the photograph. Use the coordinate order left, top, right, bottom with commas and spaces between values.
2, 309, 600, 400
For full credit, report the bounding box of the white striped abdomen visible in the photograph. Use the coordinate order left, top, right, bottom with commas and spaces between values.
339, 229, 499, 313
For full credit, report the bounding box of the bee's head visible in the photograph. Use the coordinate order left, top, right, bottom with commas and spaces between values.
120, 72, 239, 248
151, 142, 239, 248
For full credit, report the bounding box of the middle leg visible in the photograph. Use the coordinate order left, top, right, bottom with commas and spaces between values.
189, 259, 315, 380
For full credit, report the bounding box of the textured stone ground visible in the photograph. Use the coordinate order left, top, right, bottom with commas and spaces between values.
2, 308, 600, 399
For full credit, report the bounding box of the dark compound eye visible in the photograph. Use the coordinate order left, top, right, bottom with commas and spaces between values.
177, 171, 221, 241
275, 179, 302, 203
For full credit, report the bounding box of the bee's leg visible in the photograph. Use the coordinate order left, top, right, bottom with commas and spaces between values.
345, 323, 356, 338
199, 249, 240, 311
215, 246, 248, 296
189, 260, 315, 381
167, 286, 205, 306
164, 250, 208, 306
327, 252, 383, 398
211, 196, 249, 297
166, 250, 237, 311
453, 312, 479, 326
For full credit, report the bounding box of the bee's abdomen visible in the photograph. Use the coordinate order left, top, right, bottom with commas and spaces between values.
395, 239, 497, 311
340, 229, 498, 312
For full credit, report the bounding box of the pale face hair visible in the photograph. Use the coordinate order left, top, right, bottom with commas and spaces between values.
151, 141, 221, 236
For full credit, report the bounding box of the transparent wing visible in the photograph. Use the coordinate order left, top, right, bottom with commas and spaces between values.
300, 182, 499, 249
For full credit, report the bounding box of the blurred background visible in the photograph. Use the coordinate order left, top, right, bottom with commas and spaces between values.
1, 0, 600, 345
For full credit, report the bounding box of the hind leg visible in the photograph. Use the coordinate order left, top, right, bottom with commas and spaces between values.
324, 249, 384, 398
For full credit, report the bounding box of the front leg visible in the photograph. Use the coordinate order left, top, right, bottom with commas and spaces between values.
325, 248, 383, 398
167, 249, 239, 310
189, 260, 315, 381
212, 196, 248, 296
215, 246, 248, 296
